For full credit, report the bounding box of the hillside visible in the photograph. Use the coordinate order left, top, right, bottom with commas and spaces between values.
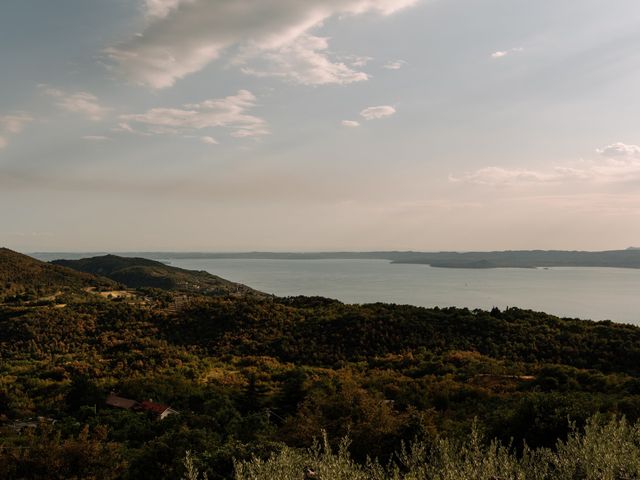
3, 253, 640, 479
52, 254, 261, 296
165, 298, 640, 374
0, 247, 117, 300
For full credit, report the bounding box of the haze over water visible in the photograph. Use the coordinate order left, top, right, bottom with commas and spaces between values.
165, 258, 640, 325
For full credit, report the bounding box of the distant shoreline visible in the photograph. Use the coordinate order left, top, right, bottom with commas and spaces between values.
30, 249, 640, 269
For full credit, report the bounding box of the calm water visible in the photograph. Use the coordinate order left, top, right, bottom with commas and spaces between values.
164, 258, 640, 324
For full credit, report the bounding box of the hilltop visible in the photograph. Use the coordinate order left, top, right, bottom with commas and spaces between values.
52, 254, 261, 296
0, 247, 117, 300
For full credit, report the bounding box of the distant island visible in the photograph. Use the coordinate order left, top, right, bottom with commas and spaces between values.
33, 248, 640, 269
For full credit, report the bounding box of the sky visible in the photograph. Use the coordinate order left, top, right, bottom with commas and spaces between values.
1, 0, 640, 252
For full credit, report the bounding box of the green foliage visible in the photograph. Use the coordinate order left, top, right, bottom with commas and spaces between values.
3, 249, 640, 479
233, 415, 640, 480
158, 297, 640, 374
182, 450, 208, 480
0, 424, 126, 480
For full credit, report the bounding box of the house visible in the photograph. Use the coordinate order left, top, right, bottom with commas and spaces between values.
105, 392, 139, 410
9, 417, 56, 433
139, 400, 179, 420
105, 393, 179, 420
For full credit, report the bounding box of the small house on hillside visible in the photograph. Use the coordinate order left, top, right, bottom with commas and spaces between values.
105, 393, 179, 420
139, 400, 179, 420
9, 417, 57, 434
105, 393, 138, 410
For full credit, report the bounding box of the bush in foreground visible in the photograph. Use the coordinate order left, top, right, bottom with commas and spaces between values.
226, 415, 640, 480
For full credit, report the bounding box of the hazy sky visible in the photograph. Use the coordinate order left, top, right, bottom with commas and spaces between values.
2, 0, 640, 252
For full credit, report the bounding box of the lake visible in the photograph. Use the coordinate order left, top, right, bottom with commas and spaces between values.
162, 258, 640, 324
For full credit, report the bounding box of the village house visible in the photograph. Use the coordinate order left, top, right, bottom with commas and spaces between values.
139, 400, 180, 420
8, 417, 57, 434
105, 392, 138, 410
105, 392, 179, 420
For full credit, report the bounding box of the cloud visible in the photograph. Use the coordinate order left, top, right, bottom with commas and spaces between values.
384, 59, 407, 70
144, 0, 186, 19
0, 113, 33, 149
360, 105, 396, 120
345, 55, 373, 68
113, 122, 148, 136
201, 136, 219, 145
342, 120, 361, 127
120, 89, 268, 139
0, 114, 33, 135
82, 135, 110, 141
107, 0, 420, 89
597, 142, 640, 158
42, 87, 110, 121
238, 35, 369, 86
451, 144, 640, 187
449, 167, 557, 186
491, 47, 524, 59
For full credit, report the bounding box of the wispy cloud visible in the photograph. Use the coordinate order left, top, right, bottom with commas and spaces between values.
238, 35, 369, 86
450, 166, 557, 186
107, 0, 420, 89
450, 142, 640, 187
42, 87, 111, 121
82, 135, 110, 141
383, 59, 407, 70
120, 89, 268, 139
360, 105, 396, 120
341, 120, 361, 127
597, 142, 640, 158
344, 55, 373, 68
144, 0, 184, 19
200, 136, 219, 145
0, 113, 33, 150
490, 47, 524, 59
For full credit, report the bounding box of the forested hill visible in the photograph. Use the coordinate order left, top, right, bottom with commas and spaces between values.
164, 296, 640, 374
4, 249, 640, 479
53, 254, 261, 296
0, 247, 117, 299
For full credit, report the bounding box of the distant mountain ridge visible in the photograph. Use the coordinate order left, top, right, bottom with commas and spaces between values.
52, 254, 261, 296
34, 249, 640, 269
0, 248, 117, 299
390, 249, 640, 269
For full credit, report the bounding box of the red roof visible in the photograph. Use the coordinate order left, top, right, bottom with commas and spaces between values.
139, 400, 170, 415
106, 393, 138, 410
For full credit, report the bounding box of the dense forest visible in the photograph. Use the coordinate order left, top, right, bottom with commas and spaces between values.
2, 248, 640, 479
